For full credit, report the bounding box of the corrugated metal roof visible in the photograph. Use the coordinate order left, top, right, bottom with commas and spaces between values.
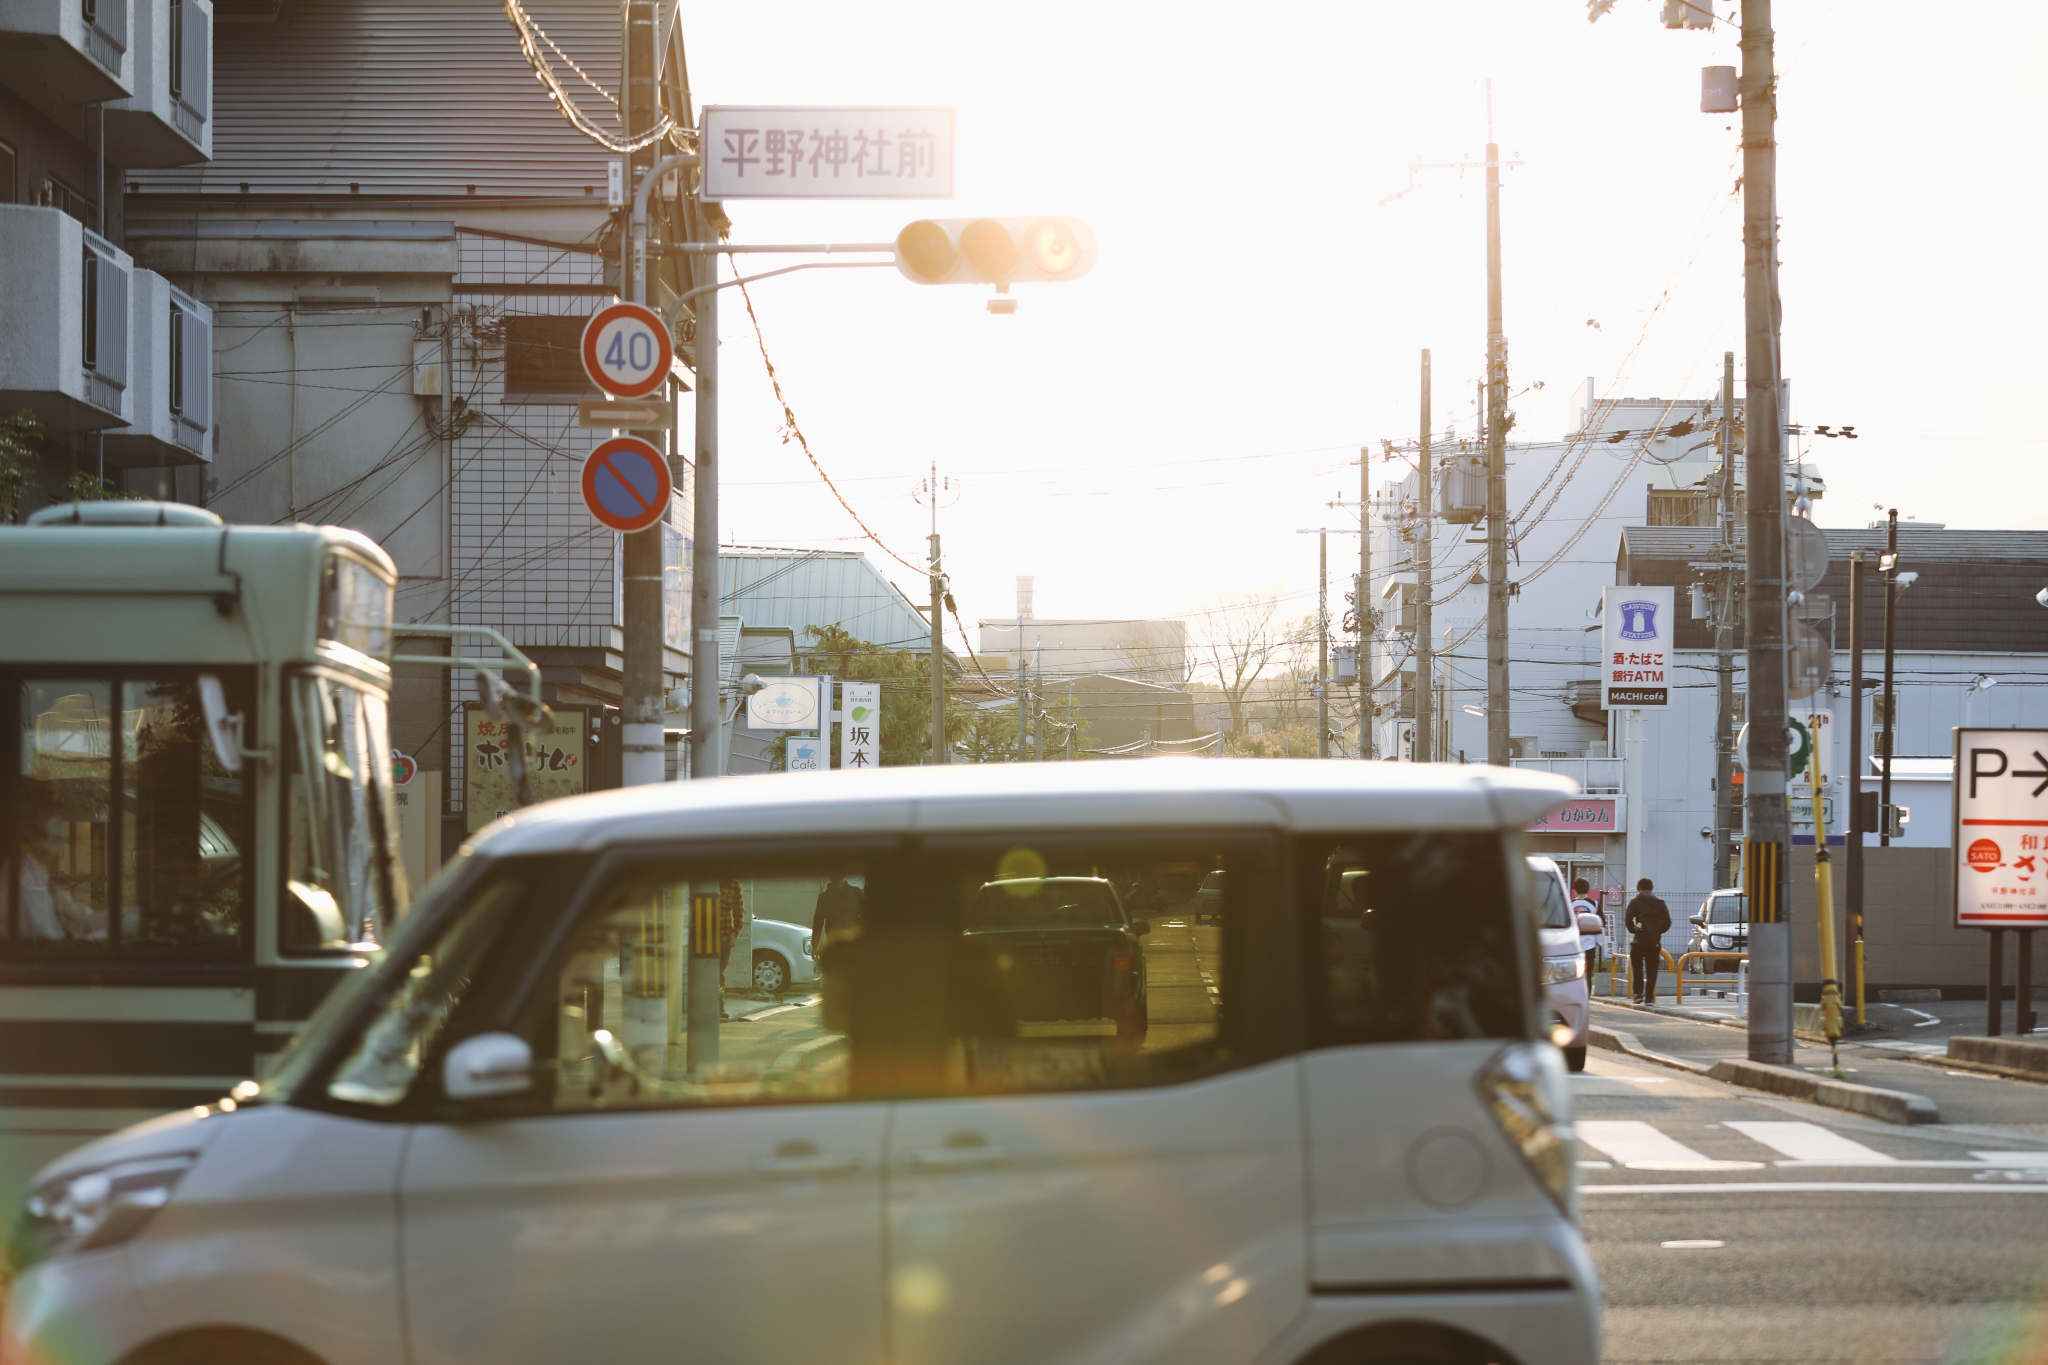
1617, 524, 2048, 655
128, 0, 621, 197
721, 548, 942, 657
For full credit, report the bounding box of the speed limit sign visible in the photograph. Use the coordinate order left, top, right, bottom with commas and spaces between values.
581, 302, 674, 399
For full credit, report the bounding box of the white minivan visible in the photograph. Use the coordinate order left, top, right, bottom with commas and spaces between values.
4, 760, 1598, 1365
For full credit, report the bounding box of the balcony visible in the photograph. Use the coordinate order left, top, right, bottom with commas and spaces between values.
0, 204, 132, 432
104, 0, 210, 167
0, 0, 132, 137
102, 270, 210, 466
1512, 756, 1624, 794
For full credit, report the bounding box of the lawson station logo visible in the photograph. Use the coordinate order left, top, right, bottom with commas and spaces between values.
1616, 600, 1660, 641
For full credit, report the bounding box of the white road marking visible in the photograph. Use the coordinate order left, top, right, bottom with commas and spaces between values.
1661, 1240, 1725, 1248
1975, 1151, 2048, 1166
1725, 1121, 1896, 1164
1585, 1182, 2048, 1195
1576, 1120, 1763, 1171
1912, 1013, 1942, 1027
1579, 1160, 1614, 1169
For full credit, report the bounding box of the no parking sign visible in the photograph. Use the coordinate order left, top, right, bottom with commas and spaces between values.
581, 436, 671, 533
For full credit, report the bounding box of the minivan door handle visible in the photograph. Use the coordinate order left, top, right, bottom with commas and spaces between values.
905, 1133, 1008, 1170
754, 1139, 862, 1178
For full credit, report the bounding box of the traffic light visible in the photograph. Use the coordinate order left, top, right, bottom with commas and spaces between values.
895, 217, 1097, 312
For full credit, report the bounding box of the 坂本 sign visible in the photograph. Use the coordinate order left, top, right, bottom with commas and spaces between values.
839, 682, 881, 769
703, 106, 954, 199
1953, 728, 2048, 928
1602, 585, 1672, 709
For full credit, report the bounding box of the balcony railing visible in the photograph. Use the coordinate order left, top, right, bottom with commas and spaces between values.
1511, 756, 1623, 793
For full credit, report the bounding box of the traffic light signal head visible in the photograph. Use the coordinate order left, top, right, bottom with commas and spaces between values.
894, 216, 1097, 286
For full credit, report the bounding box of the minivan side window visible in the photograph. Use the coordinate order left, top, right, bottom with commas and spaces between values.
1302, 832, 1530, 1046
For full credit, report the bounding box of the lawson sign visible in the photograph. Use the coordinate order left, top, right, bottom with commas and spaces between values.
1529, 796, 1625, 834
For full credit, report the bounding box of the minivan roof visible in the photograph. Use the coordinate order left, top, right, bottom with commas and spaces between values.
468, 758, 1576, 857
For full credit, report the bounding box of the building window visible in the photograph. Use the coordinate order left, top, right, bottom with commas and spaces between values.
168, 0, 185, 101
1646, 490, 1713, 527
503, 315, 599, 402
169, 304, 186, 416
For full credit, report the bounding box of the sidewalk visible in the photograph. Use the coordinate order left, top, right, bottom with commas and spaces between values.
1588, 998, 2048, 1132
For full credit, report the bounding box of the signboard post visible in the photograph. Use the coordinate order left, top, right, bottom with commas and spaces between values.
839, 682, 881, 769
1953, 728, 2048, 1036
702, 106, 956, 200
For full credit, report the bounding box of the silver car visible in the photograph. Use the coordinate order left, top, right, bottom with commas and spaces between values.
748, 916, 820, 994
1685, 890, 1748, 971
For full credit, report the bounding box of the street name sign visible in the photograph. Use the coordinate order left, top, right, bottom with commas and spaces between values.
581, 302, 674, 399
580, 436, 671, 534
703, 106, 955, 199
747, 677, 825, 730
839, 682, 881, 769
1953, 727, 2048, 928
577, 398, 672, 430
1602, 585, 1672, 709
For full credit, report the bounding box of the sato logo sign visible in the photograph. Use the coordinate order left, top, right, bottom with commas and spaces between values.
1953, 729, 2048, 928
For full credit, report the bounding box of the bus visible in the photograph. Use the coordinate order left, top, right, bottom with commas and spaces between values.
0, 500, 539, 1198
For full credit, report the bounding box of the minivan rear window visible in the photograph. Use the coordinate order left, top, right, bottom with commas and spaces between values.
1302, 832, 1528, 1046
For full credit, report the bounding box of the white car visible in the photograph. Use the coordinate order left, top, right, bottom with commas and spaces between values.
5, 761, 1598, 1365
1528, 855, 1591, 1071
747, 917, 819, 994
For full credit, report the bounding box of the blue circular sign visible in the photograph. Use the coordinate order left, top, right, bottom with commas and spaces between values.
580, 436, 671, 533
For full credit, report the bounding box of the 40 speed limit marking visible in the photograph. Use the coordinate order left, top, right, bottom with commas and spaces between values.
581, 302, 674, 399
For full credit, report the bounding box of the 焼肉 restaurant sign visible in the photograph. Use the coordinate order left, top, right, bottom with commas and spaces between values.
1529, 796, 1625, 834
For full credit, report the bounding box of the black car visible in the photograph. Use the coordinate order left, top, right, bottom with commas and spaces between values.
966, 877, 1149, 1044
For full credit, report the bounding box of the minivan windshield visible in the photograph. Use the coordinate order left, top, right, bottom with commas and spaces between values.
1530, 867, 1573, 929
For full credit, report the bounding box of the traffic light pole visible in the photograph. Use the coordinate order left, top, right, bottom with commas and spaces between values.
1359, 452, 1373, 759
1415, 350, 1434, 763
1714, 351, 1738, 888
1740, 0, 1793, 1066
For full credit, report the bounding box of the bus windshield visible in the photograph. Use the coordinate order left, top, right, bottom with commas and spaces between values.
286, 673, 406, 952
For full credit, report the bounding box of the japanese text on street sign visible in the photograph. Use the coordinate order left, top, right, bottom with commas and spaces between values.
1602, 585, 1672, 709
839, 682, 881, 770
1952, 727, 2048, 928
581, 303, 674, 399
703, 106, 955, 200
748, 677, 825, 730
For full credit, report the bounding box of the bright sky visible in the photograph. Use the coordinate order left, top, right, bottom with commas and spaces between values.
681, 1, 2046, 662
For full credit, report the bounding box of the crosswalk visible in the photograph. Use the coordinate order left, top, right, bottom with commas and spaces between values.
1575, 1118, 2048, 1171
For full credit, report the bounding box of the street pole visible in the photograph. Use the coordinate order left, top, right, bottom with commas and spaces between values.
1359, 450, 1374, 759
1847, 549, 1867, 1026
1740, 0, 1793, 1066
1879, 508, 1899, 845
620, 0, 668, 790
1484, 106, 1511, 769
1415, 350, 1434, 763
1714, 352, 1738, 888
929, 531, 947, 764
1318, 530, 1330, 758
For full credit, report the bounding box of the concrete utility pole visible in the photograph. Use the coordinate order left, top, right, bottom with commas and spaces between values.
1713, 351, 1738, 886
1847, 548, 1867, 1025
1740, 0, 1793, 1065
1360, 451, 1374, 758
1484, 90, 1512, 769
1318, 531, 1330, 758
621, 0, 669, 788
929, 533, 946, 764
1415, 350, 1434, 763
1879, 508, 1899, 845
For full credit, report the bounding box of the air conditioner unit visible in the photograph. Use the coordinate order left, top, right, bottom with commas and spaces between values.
104, 270, 211, 468
1505, 735, 1541, 760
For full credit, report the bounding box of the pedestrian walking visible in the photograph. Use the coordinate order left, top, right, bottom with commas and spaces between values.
1570, 878, 1602, 980
1623, 877, 1671, 1004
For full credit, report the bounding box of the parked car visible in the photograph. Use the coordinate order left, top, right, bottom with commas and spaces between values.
1528, 855, 1591, 1072
1685, 890, 1749, 971
4, 761, 1598, 1365
965, 877, 1148, 1044
747, 917, 819, 994
1192, 868, 1225, 921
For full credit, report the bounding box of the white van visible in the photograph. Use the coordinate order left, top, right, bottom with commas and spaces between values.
4, 760, 1598, 1365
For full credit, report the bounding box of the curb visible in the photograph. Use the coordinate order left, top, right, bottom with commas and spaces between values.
1705, 1058, 1940, 1125
1948, 1035, 2048, 1078
1587, 1025, 1712, 1076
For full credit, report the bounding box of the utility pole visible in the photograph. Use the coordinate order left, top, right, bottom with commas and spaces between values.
1415, 350, 1434, 763
1318, 530, 1330, 758
621, 0, 669, 787
1484, 85, 1511, 769
1359, 451, 1373, 758
1713, 351, 1737, 886
918, 464, 951, 765
1740, 0, 1793, 1066
1847, 548, 1867, 1025
1879, 508, 1899, 846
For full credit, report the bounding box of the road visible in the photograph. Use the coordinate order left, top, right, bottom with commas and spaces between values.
1575, 1044, 2048, 1363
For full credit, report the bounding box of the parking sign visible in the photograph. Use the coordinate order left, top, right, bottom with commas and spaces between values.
1953, 728, 2048, 928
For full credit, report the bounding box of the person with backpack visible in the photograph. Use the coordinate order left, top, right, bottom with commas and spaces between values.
1623, 878, 1672, 1004
1570, 878, 1603, 980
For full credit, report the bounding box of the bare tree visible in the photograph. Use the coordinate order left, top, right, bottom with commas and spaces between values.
1191, 592, 1289, 739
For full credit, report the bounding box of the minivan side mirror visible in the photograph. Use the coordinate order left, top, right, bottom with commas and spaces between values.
1689, 915, 1705, 927
1577, 912, 1605, 935
443, 1031, 533, 1101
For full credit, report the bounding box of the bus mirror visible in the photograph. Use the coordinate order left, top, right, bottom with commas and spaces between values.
197, 674, 243, 773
